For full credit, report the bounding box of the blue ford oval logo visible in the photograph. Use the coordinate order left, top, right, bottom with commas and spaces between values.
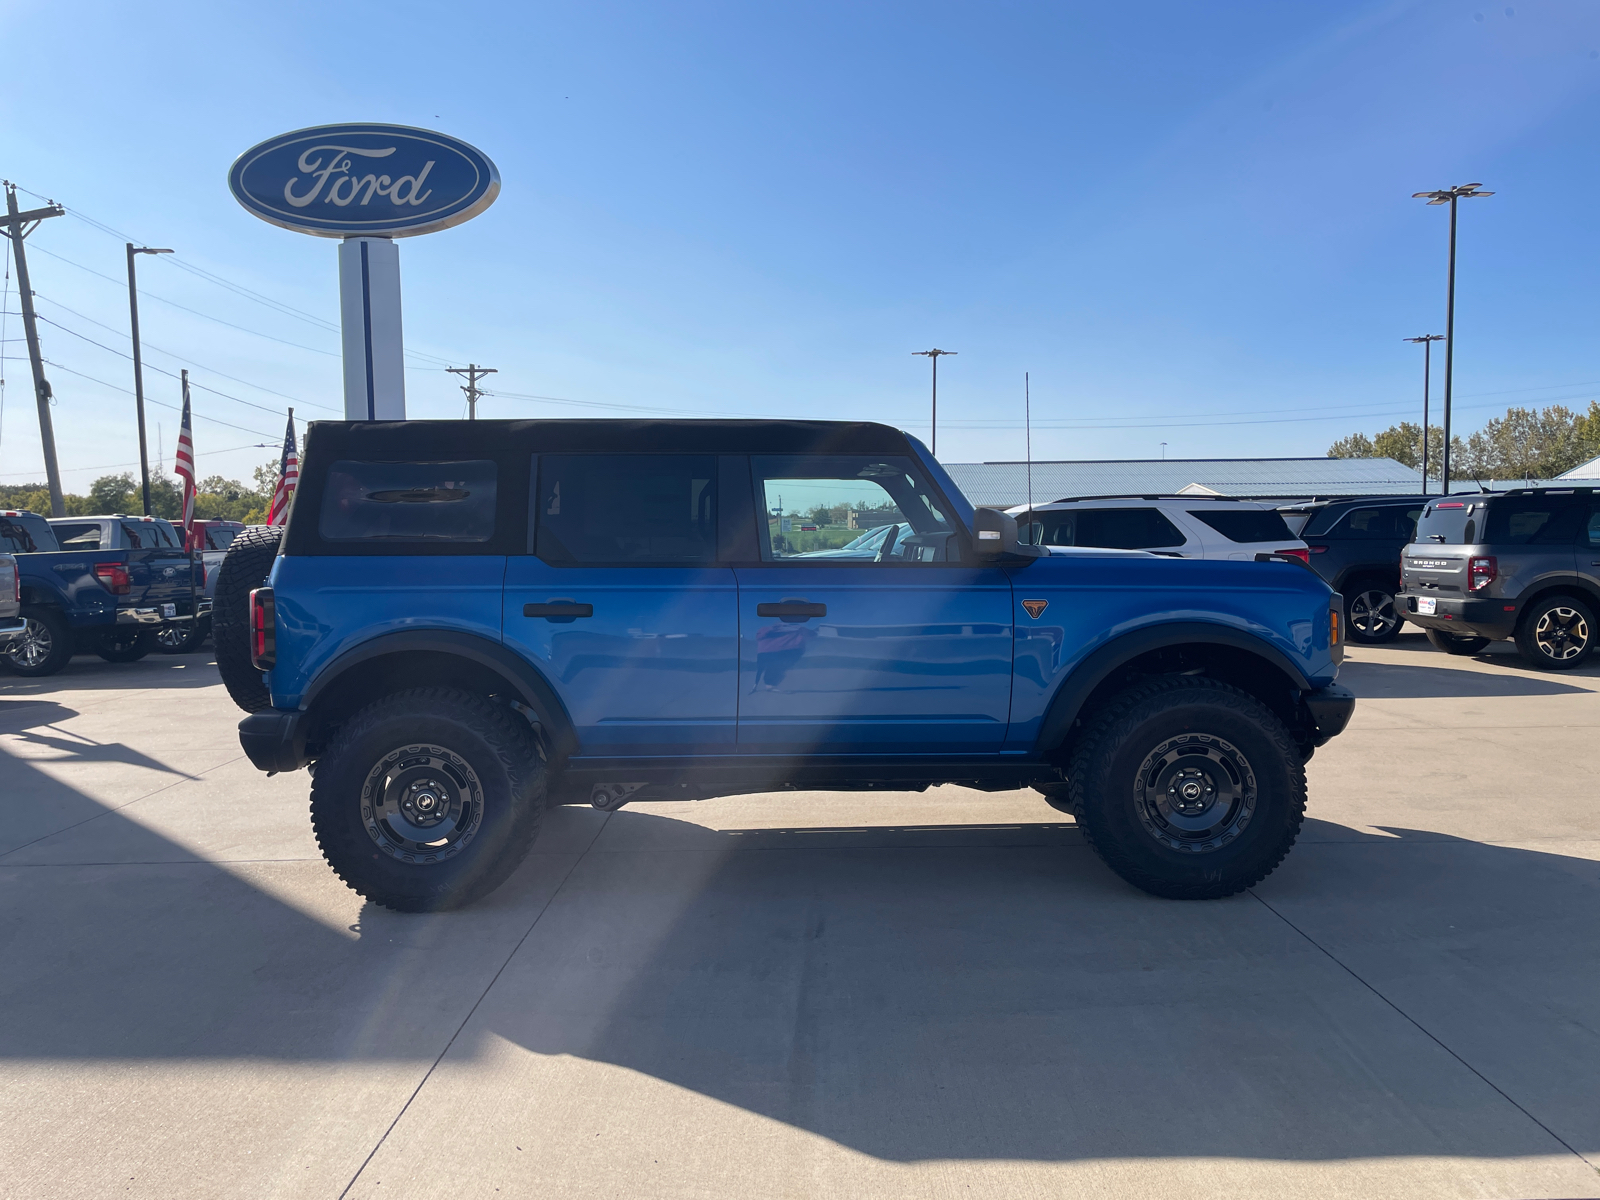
228, 123, 499, 238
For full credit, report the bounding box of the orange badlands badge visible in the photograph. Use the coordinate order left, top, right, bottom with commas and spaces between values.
1021, 599, 1048, 619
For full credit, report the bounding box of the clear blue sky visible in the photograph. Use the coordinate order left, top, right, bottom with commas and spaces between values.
3, 0, 1599, 491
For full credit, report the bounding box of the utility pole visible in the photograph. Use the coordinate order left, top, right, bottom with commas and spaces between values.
1412, 184, 1493, 494
2, 182, 67, 516
447, 364, 497, 420
912, 348, 956, 457
126, 242, 173, 515
1403, 334, 1444, 492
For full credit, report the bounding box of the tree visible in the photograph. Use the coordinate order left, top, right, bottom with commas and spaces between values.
87, 473, 138, 514
1331, 403, 1591, 482
1327, 432, 1374, 459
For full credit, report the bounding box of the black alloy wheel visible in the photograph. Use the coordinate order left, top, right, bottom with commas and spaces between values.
1515, 594, 1595, 671
1067, 676, 1306, 899
310, 687, 545, 912
1424, 628, 1491, 656
3, 606, 73, 677
1346, 585, 1402, 644
96, 627, 155, 663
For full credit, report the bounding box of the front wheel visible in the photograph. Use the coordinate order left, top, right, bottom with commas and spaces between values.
1067, 677, 1306, 899
156, 617, 209, 654
3, 607, 74, 677
310, 688, 545, 912
1514, 594, 1595, 671
1425, 628, 1491, 656
96, 628, 154, 663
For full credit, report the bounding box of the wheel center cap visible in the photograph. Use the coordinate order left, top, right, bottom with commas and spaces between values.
1168, 768, 1215, 815
399, 779, 450, 826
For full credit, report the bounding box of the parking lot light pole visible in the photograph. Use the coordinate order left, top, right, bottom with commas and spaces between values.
126, 243, 173, 515
1411, 184, 1493, 495
1403, 334, 1445, 492
912, 348, 956, 457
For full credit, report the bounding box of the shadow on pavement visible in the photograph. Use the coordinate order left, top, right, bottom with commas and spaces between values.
1338, 657, 1592, 698
0, 654, 224, 695
4, 742, 1596, 1167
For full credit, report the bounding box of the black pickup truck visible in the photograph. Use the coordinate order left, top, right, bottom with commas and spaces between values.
0, 510, 204, 676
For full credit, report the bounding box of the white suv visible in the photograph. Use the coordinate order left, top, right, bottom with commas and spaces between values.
1008, 496, 1310, 563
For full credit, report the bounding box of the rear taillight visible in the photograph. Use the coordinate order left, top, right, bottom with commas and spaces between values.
1276, 547, 1311, 565
94, 563, 131, 595
249, 587, 276, 670
1468, 555, 1497, 593
1306, 545, 1329, 554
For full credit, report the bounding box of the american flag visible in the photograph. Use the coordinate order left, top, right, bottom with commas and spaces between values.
175, 371, 196, 535
268, 410, 298, 527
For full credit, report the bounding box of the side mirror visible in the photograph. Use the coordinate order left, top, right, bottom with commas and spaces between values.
972, 509, 1047, 562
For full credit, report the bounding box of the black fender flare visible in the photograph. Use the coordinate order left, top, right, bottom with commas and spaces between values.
1034, 621, 1314, 753
300, 629, 578, 762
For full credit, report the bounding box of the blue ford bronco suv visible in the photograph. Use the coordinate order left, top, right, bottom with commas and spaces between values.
219, 420, 1353, 911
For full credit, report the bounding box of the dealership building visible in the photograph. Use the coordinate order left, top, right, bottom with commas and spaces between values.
942, 456, 1424, 510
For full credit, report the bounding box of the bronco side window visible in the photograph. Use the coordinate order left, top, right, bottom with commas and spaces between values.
319, 460, 498, 542
535, 454, 717, 564
751, 455, 954, 563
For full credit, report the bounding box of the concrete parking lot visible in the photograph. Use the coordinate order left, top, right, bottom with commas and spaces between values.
1, 633, 1597, 1200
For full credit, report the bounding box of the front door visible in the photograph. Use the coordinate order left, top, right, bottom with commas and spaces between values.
735, 454, 1013, 754
504, 453, 738, 757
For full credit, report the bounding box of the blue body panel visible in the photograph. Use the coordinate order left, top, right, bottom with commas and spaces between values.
268, 555, 507, 708
503, 560, 739, 756
733, 565, 1014, 753
18, 549, 201, 631
1004, 554, 1337, 747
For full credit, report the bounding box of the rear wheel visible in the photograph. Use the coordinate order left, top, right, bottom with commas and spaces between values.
1514, 594, 1594, 671
310, 688, 545, 912
96, 628, 154, 663
1067, 677, 1306, 899
214, 527, 281, 712
1345, 583, 1402, 644
1425, 628, 1491, 656
2, 607, 74, 677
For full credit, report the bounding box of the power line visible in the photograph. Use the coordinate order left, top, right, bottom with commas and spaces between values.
42, 361, 278, 438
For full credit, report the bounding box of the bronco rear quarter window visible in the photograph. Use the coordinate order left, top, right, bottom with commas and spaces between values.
319, 460, 498, 543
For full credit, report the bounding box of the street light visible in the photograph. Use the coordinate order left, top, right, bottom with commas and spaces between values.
912, 348, 956, 456
1403, 334, 1445, 492
1411, 183, 1493, 494
127, 243, 173, 515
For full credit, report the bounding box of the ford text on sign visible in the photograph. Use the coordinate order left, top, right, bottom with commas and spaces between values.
228, 123, 499, 238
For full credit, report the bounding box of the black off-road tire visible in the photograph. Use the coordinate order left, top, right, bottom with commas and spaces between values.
310, 688, 545, 913
2, 606, 74, 677
96, 628, 155, 663
1067, 677, 1306, 900
1424, 628, 1491, 656
213, 526, 282, 713
1514, 594, 1595, 671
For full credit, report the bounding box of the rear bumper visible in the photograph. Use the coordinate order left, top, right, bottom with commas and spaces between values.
239, 708, 309, 774
1304, 682, 1356, 746
0, 616, 25, 645
116, 598, 212, 627
1397, 592, 1517, 640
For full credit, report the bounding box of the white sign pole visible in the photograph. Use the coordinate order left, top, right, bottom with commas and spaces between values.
338, 236, 407, 420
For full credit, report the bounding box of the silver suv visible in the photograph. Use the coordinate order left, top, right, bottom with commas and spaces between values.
1010, 496, 1309, 562
1398, 488, 1600, 669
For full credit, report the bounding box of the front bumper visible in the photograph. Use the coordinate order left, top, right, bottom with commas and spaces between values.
1304, 682, 1356, 746
116, 598, 213, 627
0, 616, 25, 645
239, 708, 309, 774
1397, 592, 1517, 640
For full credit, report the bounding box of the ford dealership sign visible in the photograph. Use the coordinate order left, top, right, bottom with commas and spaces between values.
228, 123, 499, 238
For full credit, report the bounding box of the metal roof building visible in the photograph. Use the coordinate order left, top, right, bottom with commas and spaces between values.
1558, 454, 1600, 481
942, 457, 1423, 508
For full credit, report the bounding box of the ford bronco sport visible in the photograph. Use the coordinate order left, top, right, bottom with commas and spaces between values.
220, 420, 1353, 911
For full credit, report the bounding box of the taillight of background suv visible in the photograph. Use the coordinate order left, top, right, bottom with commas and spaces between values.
1468, 555, 1497, 592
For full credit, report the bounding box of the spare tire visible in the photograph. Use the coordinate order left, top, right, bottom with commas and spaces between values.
214, 526, 282, 713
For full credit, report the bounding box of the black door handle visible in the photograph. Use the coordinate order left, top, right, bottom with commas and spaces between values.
524, 601, 593, 620
757, 600, 826, 621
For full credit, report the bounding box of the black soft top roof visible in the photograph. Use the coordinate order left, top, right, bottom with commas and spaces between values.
303, 419, 914, 458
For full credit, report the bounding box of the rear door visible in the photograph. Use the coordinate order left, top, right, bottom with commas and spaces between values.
734, 454, 1012, 754
503, 453, 739, 756
1583, 498, 1600, 593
